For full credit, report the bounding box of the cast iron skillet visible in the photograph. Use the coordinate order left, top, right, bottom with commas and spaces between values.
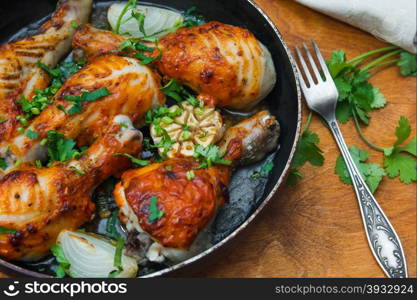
0, 0, 301, 277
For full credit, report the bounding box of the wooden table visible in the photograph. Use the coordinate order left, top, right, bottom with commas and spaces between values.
196, 0, 416, 277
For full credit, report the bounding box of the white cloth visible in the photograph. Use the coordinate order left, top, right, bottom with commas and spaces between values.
295, 0, 417, 53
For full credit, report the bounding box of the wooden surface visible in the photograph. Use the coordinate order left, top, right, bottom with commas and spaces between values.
0, 0, 415, 279
195, 0, 417, 278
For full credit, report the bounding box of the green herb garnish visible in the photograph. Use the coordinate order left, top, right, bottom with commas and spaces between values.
336, 146, 386, 193
148, 196, 164, 223
193, 145, 232, 169
51, 244, 70, 278
25, 129, 40, 140
64, 88, 111, 115
0, 226, 17, 234
108, 237, 125, 278
113, 153, 149, 166
383, 117, 416, 183
45, 130, 82, 164
0, 118, 7, 123
186, 170, 195, 180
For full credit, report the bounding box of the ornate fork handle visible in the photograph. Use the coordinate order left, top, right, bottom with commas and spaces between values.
328, 119, 408, 278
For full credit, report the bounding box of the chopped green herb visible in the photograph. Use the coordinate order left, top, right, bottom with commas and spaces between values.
182, 7, 205, 27
108, 237, 125, 278
193, 145, 232, 169
164, 165, 173, 171
13, 160, 21, 168
25, 129, 40, 140
160, 79, 203, 107
106, 210, 122, 240
0, 226, 17, 234
51, 244, 70, 278
71, 167, 85, 175
260, 161, 274, 175
0, 118, 7, 123
336, 146, 386, 193
186, 170, 195, 180
148, 196, 164, 223
45, 130, 82, 164
114, 0, 138, 34
383, 117, 416, 184
70, 20, 79, 29
113, 153, 149, 166
119, 122, 129, 129
0, 158, 7, 170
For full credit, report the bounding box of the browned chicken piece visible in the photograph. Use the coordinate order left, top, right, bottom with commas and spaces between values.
0, 0, 93, 142
114, 110, 280, 263
72, 21, 277, 111
1, 54, 165, 172
0, 115, 142, 261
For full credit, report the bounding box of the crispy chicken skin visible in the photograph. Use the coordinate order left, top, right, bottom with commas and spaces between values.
114, 142, 241, 250
0, 115, 142, 261
72, 21, 277, 110
0, 0, 93, 142
156, 22, 276, 110
1, 54, 164, 170
114, 111, 279, 263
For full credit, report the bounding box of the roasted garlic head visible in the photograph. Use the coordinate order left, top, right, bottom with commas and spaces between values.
150, 102, 225, 158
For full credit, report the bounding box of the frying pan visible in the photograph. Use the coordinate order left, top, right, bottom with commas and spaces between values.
0, 0, 301, 277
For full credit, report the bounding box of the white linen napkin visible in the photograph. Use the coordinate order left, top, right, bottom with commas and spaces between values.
295, 0, 417, 53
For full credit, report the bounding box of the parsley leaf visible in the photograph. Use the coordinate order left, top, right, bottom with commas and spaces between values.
106, 210, 122, 240
292, 130, 324, 168
193, 145, 232, 169
160, 79, 203, 107
335, 146, 386, 193
0, 226, 17, 234
148, 196, 165, 223
397, 51, 417, 76
51, 244, 70, 278
287, 113, 324, 186
0, 158, 7, 170
383, 117, 417, 184
182, 7, 205, 27
45, 130, 82, 164
108, 237, 125, 278
25, 129, 40, 140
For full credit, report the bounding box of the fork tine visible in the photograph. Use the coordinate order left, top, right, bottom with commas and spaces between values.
312, 40, 331, 79
295, 46, 314, 87
303, 42, 322, 82
294, 62, 308, 93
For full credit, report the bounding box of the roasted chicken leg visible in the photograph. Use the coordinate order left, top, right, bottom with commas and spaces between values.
114, 110, 280, 263
1, 54, 164, 172
0, 0, 93, 142
0, 115, 142, 261
73, 21, 277, 110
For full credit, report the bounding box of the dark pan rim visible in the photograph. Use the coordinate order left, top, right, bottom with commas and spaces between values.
0, 0, 302, 278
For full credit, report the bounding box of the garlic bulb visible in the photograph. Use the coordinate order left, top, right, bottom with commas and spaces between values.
108, 3, 183, 38
150, 102, 225, 159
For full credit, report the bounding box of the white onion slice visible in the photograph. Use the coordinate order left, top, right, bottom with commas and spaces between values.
57, 230, 138, 278
108, 3, 183, 38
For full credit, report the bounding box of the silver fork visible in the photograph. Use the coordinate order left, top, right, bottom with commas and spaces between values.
294, 41, 408, 278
